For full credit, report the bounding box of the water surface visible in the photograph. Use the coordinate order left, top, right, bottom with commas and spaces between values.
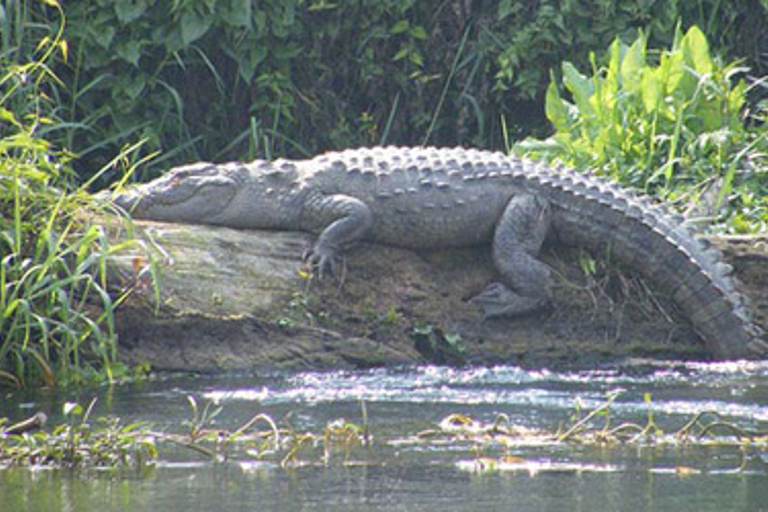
2, 360, 767, 512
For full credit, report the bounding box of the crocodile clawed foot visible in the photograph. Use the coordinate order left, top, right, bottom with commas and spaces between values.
469, 282, 549, 319
302, 244, 342, 280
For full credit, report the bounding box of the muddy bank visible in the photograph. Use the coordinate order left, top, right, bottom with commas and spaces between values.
111, 222, 768, 371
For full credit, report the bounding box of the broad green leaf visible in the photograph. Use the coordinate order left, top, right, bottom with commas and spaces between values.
114, 0, 147, 25
641, 68, 662, 114
544, 80, 570, 132
115, 40, 142, 66
694, 102, 723, 132
562, 62, 594, 118
681, 25, 713, 76
124, 74, 146, 100
181, 10, 213, 46
607, 38, 621, 78
620, 35, 646, 96
497, 0, 514, 20
272, 44, 303, 60
596, 43, 620, 124
409, 49, 424, 67
91, 25, 115, 49
253, 9, 267, 33
727, 80, 748, 121
221, 0, 252, 28
409, 25, 428, 40
659, 50, 686, 97
393, 47, 408, 62
238, 45, 267, 82
390, 20, 409, 35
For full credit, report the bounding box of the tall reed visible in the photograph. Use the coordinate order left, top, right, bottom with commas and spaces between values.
0, 0, 150, 388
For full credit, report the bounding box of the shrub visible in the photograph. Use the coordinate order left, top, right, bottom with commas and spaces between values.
515, 25, 768, 233
11, 1, 766, 181
0, 0, 149, 388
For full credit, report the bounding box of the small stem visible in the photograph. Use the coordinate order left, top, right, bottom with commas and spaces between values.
558, 393, 619, 442
233, 412, 281, 453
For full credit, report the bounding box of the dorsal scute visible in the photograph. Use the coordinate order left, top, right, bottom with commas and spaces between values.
251, 159, 299, 183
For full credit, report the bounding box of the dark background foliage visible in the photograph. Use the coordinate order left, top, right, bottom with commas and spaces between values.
13, 0, 768, 181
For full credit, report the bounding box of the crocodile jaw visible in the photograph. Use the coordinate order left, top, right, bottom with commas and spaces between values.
110, 164, 238, 222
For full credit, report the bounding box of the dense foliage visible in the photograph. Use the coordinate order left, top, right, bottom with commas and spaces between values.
516, 26, 768, 232
1, 0, 766, 386
0, 0, 149, 388
10, 0, 768, 180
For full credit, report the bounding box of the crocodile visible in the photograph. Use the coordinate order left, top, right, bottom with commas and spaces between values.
108, 146, 768, 360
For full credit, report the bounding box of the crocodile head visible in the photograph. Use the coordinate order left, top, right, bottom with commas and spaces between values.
109, 162, 240, 222
106, 159, 303, 229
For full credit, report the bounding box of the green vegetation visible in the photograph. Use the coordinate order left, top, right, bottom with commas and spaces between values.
0, 396, 372, 469
412, 323, 467, 364
9, 1, 768, 179
1, 393, 765, 472
1, 1, 767, 388
516, 26, 768, 232
0, 1, 152, 389
415, 390, 768, 474
0, 399, 156, 467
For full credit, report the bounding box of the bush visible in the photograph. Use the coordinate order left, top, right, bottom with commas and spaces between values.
0, 0, 149, 388
11, 0, 767, 181
515, 25, 768, 233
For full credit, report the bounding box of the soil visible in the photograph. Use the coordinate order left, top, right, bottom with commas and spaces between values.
112, 222, 767, 371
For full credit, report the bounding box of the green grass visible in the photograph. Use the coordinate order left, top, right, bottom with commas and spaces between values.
0, 148, 148, 388
0, 0, 154, 389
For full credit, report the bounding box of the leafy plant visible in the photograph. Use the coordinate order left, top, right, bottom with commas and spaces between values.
0, 0, 153, 388
0, 399, 157, 468
412, 323, 466, 364
515, 25, 768, 233
16, 0, 766, 181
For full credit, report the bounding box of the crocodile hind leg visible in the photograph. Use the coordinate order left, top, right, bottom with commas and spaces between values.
470, 193, 553, 318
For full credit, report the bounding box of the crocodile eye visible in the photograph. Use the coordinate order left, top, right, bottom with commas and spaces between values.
167, 171, 188, 187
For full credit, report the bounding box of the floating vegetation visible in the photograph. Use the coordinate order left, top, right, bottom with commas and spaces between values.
0, 396, 372, 470
391, 390, 768, 475
1, 392, 766, 474
0, 399, 156, 468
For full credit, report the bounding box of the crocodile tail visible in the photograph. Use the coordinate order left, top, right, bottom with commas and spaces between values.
515, 158, 767, 360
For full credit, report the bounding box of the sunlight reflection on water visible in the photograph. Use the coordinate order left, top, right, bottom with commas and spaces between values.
201, 360, 768, 423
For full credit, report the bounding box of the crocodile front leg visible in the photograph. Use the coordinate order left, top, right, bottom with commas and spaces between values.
470, 193, 553, 318
301, 193, 373, 276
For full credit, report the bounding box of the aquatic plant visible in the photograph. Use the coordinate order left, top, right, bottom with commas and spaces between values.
410, 390, 768, 474
172, 395, 370, 467
1, 393, 765, 473
0, 399, 157, 468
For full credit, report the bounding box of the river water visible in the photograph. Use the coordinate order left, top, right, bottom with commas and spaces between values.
2, 360, 768, 512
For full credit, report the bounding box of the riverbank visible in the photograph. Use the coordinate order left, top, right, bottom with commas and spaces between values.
111, 222, 768, 370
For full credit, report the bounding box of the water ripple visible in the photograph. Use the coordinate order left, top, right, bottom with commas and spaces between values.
201, 361, 768, 426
